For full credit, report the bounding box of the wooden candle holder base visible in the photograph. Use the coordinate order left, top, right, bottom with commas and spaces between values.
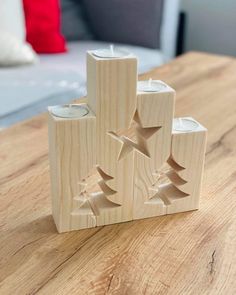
48, 51, 207, 233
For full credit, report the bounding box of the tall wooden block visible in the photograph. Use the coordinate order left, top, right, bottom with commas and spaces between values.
48, 103, 96, 232
86, 51, 138, 225
133, 82, 175, 220
165, 118, 207, 214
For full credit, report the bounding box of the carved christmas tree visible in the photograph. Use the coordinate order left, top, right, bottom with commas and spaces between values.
71, 166, 120, 217
48, 47, 207, 233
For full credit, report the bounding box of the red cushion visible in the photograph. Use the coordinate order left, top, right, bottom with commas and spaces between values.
23, 0, 67, 53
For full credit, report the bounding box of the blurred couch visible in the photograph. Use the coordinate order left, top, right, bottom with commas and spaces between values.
0, 0, 180, 127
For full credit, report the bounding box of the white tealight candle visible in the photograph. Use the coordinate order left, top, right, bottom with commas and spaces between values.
173, 118, 199, 132
138, 79, 167, 92
92, 44, 130, 58
49, 104, 89, 118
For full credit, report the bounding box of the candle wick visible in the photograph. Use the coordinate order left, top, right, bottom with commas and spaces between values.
148, 78, 152, 88
110, 44, 114, 56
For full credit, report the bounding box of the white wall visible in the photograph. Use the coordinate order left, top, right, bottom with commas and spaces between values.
181, 0, 236, 56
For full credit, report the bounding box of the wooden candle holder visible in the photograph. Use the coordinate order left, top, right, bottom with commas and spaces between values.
48, 51, 207, 233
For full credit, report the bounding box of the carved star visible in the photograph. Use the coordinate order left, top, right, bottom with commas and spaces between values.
108, 123, 161, 161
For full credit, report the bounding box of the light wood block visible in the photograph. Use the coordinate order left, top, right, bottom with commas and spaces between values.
133, 82, 175, 219
86, 51, 138, 226
165, 117, 207, 214
48, 103, 96, 232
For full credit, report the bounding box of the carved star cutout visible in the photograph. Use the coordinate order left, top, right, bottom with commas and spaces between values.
108, 110, 161, 161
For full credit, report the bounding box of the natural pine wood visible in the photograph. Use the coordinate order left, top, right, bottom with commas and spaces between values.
86, 52, 137, 226
133, 82, 175, 219
51, 54, 200, 230
166, 118, 207, 214
1, 52, 236, 294
48, 104, 97, 232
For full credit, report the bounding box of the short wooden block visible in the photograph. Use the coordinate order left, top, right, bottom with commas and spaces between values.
133, 82, 175, 219
133, 114, 206, 219
166, 117, 207, 214
48, 103, 96, 232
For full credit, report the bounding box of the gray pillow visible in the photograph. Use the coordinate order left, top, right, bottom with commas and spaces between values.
83, 0, 164, 49
60, 0, 94, 41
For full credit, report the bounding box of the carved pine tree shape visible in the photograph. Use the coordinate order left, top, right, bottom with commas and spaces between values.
146, 156, 189, 207
71, 166, 120, 217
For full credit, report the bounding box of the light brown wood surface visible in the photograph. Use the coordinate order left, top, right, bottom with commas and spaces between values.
1, 52, 236, 294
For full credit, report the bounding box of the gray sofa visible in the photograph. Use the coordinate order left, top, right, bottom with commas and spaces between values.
0, 0, 180, 128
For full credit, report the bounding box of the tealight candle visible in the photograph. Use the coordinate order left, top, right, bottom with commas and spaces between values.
49, 104, 89, 118
138, 78, 167, 92
173, 118, 199, 132
92, 44, 130, 58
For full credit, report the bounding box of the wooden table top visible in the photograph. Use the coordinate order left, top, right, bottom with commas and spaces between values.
1, 52, 236, 294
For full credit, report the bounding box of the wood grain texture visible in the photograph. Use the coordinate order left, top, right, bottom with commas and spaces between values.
133, 83, 175, 219
1, 52, 236, 294
87, 52, 137, 225
166, 118, 207, 214
48, 104, 96, 232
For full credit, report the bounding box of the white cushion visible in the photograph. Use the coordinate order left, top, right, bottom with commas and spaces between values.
0, 0, 37, 67
0, 31, 38, 66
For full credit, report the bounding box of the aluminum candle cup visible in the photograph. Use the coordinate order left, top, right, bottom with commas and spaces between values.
173, 118, 200, 132
49, 104, 89, 118
138, 79, 167, 92
92, 45, 130, 58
